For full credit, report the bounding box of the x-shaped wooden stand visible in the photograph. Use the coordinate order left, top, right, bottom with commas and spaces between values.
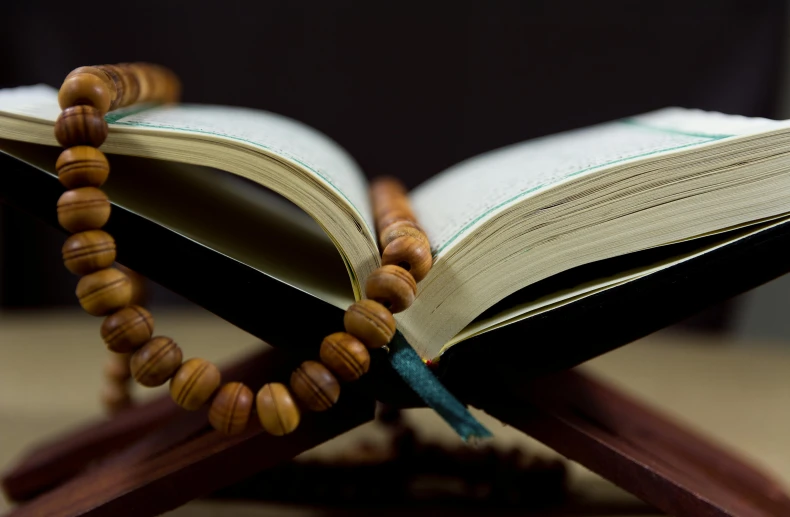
2, 150, 790, 516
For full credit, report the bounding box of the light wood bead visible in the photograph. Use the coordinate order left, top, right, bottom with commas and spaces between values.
343, 299, 396, 349
379, 220, 428, 248
382, 235, 433, 283
101, 305, 154, 353
208, 382, 253, 435
58, 73, 111, 114
290, 360, 340, 412
170, 358, 221, 411
101, 382, 131, 413
96, 64, 139, 108
76, 268, 132, 316
57, 187, 111, 232
103, 353, 131, 381
56, 146, 109, 189
130, 337, 183, 387
256, 383, 300, 436
62, 230, 116, 275
319, 332, 370, 382
365, 265, 417, 313
54, 106, 108, 148
66, 66, 119, 110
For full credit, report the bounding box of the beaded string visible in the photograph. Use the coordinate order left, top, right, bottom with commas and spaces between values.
54, 63, 433, 436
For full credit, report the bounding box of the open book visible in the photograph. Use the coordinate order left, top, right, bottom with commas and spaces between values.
2, 84, 790, 359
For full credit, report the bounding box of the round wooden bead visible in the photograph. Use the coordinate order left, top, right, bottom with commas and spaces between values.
101, 382, 131, 413
375, 210, 415, 234
208, 382, 254, 435
56, 187, 111, 232
56, 146, 109, 189
365, 265, 417, 313
54, 106, 108, 148
170, 358, 221, 411
58, 73, 111, 114
66, 66, 119, 110
379, 220, 428, 248
256, 383, 301, 436
130, 337, 183, 387
290, 360, 340, 412
62, 230, 116, 275
103, 353, 131, 381
76, 268, 132, 316
319, 332, 370, 382
343, 299, 396, 349
96, 64, 138, 108
101, 305, 154, 353
382, 235, 433, 283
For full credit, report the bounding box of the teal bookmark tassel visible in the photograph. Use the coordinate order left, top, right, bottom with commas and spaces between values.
387, 331, 492, 442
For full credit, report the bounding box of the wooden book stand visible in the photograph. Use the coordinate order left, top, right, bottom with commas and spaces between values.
2, 151, 790, 516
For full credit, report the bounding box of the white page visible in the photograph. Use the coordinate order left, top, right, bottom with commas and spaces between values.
0, 85, 374, 232
410, 108, 788, 257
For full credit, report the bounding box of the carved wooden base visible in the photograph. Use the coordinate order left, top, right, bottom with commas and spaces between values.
3, 346, 788, 517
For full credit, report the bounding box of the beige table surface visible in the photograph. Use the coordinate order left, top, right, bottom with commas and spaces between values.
1, 308, 789, 516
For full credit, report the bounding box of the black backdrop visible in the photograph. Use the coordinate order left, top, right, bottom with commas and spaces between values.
0, 0, 787, 316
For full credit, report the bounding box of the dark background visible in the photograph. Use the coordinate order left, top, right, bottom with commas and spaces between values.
0, 0, 787, 329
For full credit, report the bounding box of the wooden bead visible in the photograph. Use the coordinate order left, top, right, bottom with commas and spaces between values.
319, 332, 370, 382
382, 235, 433, 283
96, 64, 139, 108
101, 382, 131, 413
256, 383, 300, 436
54, 106, 108, 148
290, 360, 340, 412
58, 73, 111, 114
101, 305, 154, 353
103, 353, 131, 381
66, 66, 119, 110
62, 230, 116, 275
57, 187, 111, 233
379, 220, 428, 248
365, 265, 417, 313
76, 268, 132, 316
343, 299, 396, 349
130, 337, 183, 387
208, 382, 253, 435
170, 358, 221, 411
56, 146, 109, 189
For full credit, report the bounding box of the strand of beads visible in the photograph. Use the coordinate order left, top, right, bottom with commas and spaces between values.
56, 64, 433, 437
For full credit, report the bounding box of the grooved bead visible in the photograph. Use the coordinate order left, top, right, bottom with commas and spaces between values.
256, 383, 300, 436
54, 106, 108, 148
101, 382, 131, 413
343, 299, 396, 349
76, 268, 132, 316
104, 353, 131, 381
365, 265, 417, 313
170, 358, 221, 410
382, 235, 433, 283
66, 66, 119, 110
130, 337, 183, 387
58, 73, 111, 114
320, 332, 370, 382
290, 360, 340, 412
62, 230, 116, 275
56, 146, 109, 189
379, 220, 428, 248
96, 65, 138, 108
57, 187, 111, 232
209, 382, 253, 435
101, 305, 154, 353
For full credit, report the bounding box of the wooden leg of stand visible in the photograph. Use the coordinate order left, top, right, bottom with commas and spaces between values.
4, 373, 375, 517
476, 369, 790, 517
2, 344, 291, 502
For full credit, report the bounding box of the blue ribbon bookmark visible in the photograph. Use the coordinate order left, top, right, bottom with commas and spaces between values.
387, 331, 492, 442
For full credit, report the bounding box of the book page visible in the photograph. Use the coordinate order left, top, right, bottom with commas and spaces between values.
410, 108, 788, 257
0, 85, 373, 232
